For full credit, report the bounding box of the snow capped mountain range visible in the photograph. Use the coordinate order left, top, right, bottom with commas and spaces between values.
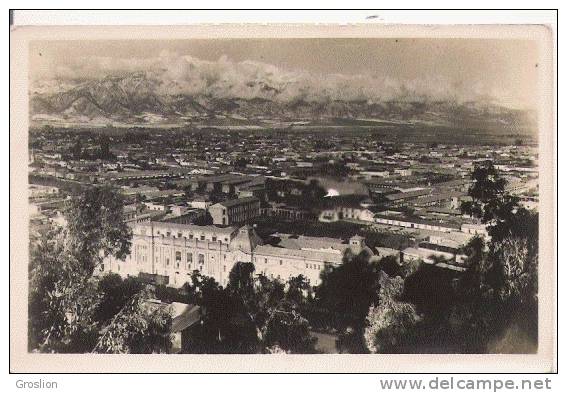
30, 69, 535, 131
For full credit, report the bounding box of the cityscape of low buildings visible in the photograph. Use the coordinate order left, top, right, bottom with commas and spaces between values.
29, 127, 538, 284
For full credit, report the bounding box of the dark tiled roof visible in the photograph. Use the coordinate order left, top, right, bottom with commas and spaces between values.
215, 197, 259, 208
386, 189, 431, 201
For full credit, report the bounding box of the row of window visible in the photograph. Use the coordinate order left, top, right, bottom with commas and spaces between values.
155, 263, 229, 277
134, 250, 207, 270
134, 243, 233, 270
254, 257, 284, 265
135, 250, 324, 273
253, 257, 323, 270
153, 230, 229, 243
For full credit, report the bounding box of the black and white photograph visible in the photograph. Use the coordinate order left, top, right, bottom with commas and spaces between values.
9, 16, 556, 374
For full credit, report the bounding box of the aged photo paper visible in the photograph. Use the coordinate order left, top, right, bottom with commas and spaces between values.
10, 23, 556, 372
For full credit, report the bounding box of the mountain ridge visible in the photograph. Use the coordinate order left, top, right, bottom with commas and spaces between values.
30, 72, 536, 132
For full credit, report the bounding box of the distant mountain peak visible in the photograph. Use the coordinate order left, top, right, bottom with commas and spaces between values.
29, 71, 535, 133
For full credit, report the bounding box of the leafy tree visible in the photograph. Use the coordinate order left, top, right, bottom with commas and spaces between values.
376, 255, 404, 278
362, 163, 540, 354
94, 274, 144, 323
461, 161, 506, 220
184, 270, 258, 354
134, 193, 146, 203
29, 187, 174, 354
285, 274, 312, 304
227, 262, 257, 307
227, 263, 274, 342
263, 300, 317, 353
183, 186, 194, 200
98, 135, 114, 160
463, 161, 506, 207
315, 249, 382, 352
453, 161, 538, 351
490, 202, 538, 242
29, 227, 75, 352
93, 287, 173, 354
460, 160, 536, 242
364, 274, 421, 353
65, 185, 132, 275
28, 224, 101, 353
223, 263, 317, 353
491, 237, 538, 306
462, 235, 487, 265
233, 157, 249, 169
451, 234, 538, 352
403, 262, 459, 323
252, 275, 285, 332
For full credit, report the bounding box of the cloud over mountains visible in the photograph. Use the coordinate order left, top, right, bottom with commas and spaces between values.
33, 51, 501, 107
29, 51, 535, 133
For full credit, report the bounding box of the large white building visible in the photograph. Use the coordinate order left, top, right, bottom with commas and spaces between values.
101, 221, 371, 288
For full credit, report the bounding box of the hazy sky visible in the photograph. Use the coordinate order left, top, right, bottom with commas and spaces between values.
30, 38, 540, 109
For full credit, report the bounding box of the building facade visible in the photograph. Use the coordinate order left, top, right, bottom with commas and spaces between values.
101, 221, 368, 288
209, 197, 260, 226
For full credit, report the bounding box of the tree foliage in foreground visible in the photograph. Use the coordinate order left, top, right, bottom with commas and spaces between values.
315, 249, 382, 353
29, 186, 171, 354
455, 161, 538, 352
178, 266, 317, 354
65, 185, 132, 275
263, 300, 317, 353
461, 160, 538, 242
28, 225, 101, 352
451, 235, 538, 352
364, 274, 421, 353
93, 287, 172, 354
361, 162, 539, 354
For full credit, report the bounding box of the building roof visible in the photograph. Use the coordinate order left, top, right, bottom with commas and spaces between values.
425, 207, 462, 215
374, 214, 462, 230
145, 300, 201, 333
103, 168, 191, 179
413, 192, 466, 205
432, 179, 471, 189
189, 173, 250, 184
321, 194, 369, 209
403, 246, 453, 259
386, 189, 431, 201
171, 304, 201, 333
274, 234, 349, 253
402, 248, 466, 272
254, 245, 344, 264
375, 247, 400, 258
229, 225, 263, 253
137, 221, 238, 235
213, 197, 259, 208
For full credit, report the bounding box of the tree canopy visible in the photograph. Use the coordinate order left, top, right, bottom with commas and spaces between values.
29, 186, 171, 354
65, 185, 132, 275
315, 250, 383, 352
364, 274, 421, 353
